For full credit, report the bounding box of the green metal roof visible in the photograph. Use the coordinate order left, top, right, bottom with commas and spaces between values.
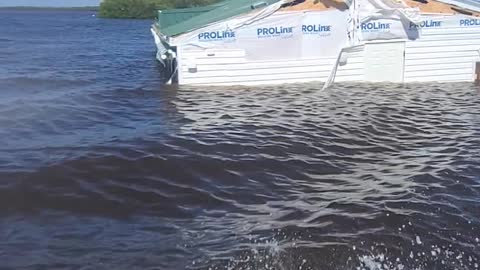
157, 0, 281, 37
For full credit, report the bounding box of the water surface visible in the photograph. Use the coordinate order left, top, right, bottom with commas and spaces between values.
0, 9, 479, 270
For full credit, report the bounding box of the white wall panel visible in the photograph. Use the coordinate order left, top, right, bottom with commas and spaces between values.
404, 16, 480, 83
177, 47, 365, 85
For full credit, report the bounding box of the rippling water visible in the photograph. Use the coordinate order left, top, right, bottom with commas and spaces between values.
0, 9, 479, 270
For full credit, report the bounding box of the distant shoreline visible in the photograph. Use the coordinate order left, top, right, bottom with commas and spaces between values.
0, 6, 99, 12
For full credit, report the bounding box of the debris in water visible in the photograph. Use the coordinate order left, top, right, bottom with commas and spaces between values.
416, 236, 422, 245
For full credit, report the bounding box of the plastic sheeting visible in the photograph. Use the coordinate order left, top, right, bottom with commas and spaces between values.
360, 16, 420, 40
353, 0, 422, 41
360, 15, 480, 41
169, 0, 428, 58
174, 9, 350, 61
168, 0, 480, 55
418, 16, 480, 28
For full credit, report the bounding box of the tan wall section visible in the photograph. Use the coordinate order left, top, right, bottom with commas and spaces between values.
281, 0, 348, 11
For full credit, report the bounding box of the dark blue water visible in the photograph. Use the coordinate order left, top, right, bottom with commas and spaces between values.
0, 9, 479, 270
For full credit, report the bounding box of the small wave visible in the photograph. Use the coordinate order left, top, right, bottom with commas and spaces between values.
0, 77, 93, 90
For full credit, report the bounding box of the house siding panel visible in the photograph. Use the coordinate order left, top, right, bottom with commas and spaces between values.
404, 19, 480, 83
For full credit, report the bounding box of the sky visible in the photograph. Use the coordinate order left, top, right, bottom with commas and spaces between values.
0, 0, 101, 7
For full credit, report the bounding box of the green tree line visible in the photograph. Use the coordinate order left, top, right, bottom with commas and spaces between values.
99, 0, 217, 19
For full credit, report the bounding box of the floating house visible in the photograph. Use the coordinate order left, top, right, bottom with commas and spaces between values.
151, 0, 480, 86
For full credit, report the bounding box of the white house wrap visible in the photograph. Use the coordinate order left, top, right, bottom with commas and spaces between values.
174, 9, 349, 61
